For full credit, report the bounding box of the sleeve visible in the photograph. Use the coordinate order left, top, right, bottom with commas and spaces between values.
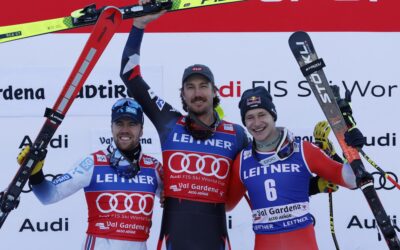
303, 141, 356, 189
225, 152, 247, 211
234, 124, 251, 154
120, 26, 181, 141
32, 155, 95, 205
154, 160, 164, 198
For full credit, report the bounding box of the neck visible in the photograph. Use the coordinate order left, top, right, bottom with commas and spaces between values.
255, 129, 281, 152
190, 110, 216, 126
119, 143, 141, 162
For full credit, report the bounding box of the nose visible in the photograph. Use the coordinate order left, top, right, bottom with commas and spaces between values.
119, 123, 131, 132
253, 116, 263, 127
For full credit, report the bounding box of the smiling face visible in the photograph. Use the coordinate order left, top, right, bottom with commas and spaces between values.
244, 108, 278, 142
181, 74, 216, 117
111, 118, 143, 151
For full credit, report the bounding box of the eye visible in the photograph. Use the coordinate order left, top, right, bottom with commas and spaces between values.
245, 115, 254, 121
129, 122, 138, 127
185, 84, 194, 89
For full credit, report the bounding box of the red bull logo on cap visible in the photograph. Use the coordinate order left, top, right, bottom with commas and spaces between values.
246, 96, 261, 107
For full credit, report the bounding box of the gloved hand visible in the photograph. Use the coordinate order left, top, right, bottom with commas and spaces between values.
344, 127, 366, 149
17, 146, 47, 175
309, 176, 339, 195
331, 85, 356, 128
331, 85, 366, 149
317, 176, 339, 193
313, 121, 336, 157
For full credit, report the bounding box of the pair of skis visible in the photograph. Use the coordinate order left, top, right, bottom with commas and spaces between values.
0, 0, 244, 43
0, 0, 243, 229
0, 6, 123, 229
289, 32, 400, 249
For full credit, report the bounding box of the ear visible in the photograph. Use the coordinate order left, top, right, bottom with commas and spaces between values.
181, 90, 188, 102
212, 85, 218, 97
139, 127, 144, 138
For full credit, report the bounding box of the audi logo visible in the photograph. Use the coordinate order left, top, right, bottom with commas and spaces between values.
96, 193, 154, 215
372, 172, 398, 190
168, 152, 230, 179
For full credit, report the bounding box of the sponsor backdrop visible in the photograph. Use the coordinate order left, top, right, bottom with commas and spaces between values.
1, 1, 399, 250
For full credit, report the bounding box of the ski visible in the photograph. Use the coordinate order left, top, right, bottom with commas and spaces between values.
288, 31, 400, 249
0, 6, 122, 229
0, 0, 244, 43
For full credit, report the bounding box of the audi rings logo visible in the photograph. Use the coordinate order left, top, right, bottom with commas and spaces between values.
372, 172, 398, 190
96, 193, 154, 215
168, 152, 230, 179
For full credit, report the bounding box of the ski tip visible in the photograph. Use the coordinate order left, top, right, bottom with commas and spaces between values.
288, 31, 310, 44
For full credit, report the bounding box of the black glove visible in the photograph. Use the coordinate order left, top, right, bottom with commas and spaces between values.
344, 127, 366, 149
309, 176, 339, 196
331, 85, 356, 128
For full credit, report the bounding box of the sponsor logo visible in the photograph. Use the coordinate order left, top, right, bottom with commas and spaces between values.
156, 97, 165, 111
99, 136, 152, 145
96, 193, 154, 215
168, 152, 230, 179
224, 124, 233, 131
169, 185, 182, 192
371, 171, 398, 190
143, 157, 153, 165
172, 133, 232, 150
295, 133, 397, 147
0, 85, 45, 100
19, 134, 69, 149
243, 150, 252, 160
219, 81, 241, 98
243, 163, 301, 180
19, 218, 69, 232
52, 174, 72, 185
347, 215, 400, 241
295, 41, 332, 104
95, 222, 110, 230
96, 173, 154, 185
96, 154, 107, 163
76, 80, 131, 99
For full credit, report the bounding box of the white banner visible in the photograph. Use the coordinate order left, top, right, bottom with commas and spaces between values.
0, 32, 399, 250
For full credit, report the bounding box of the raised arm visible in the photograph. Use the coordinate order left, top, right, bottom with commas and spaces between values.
120, 8, 181, 139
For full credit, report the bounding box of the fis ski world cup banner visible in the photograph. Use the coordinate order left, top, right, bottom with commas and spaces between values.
0, 1, 400, 250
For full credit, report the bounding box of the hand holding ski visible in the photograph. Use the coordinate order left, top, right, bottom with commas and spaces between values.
288, 31, 400, 249
0, 0, 245, 43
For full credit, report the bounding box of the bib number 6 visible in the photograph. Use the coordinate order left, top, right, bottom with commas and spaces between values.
264, 179, 277, 201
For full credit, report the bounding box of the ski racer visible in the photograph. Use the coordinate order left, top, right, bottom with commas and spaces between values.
119, 5, 249, 249
18, 98, 162, 250
226, 86, 365, 250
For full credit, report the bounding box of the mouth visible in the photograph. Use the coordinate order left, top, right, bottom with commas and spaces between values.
251, 127, 266, 135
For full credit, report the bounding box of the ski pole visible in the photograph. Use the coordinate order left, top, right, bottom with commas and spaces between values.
358, 149, 400, 190
329, 193, 340, 250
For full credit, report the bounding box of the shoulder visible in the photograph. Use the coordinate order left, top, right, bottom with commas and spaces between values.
219, 120, 246, 135
140, 154, 161, 169
90, 150, 110, 166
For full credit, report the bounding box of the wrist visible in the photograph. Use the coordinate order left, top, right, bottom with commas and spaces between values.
133, 22, 146, 29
